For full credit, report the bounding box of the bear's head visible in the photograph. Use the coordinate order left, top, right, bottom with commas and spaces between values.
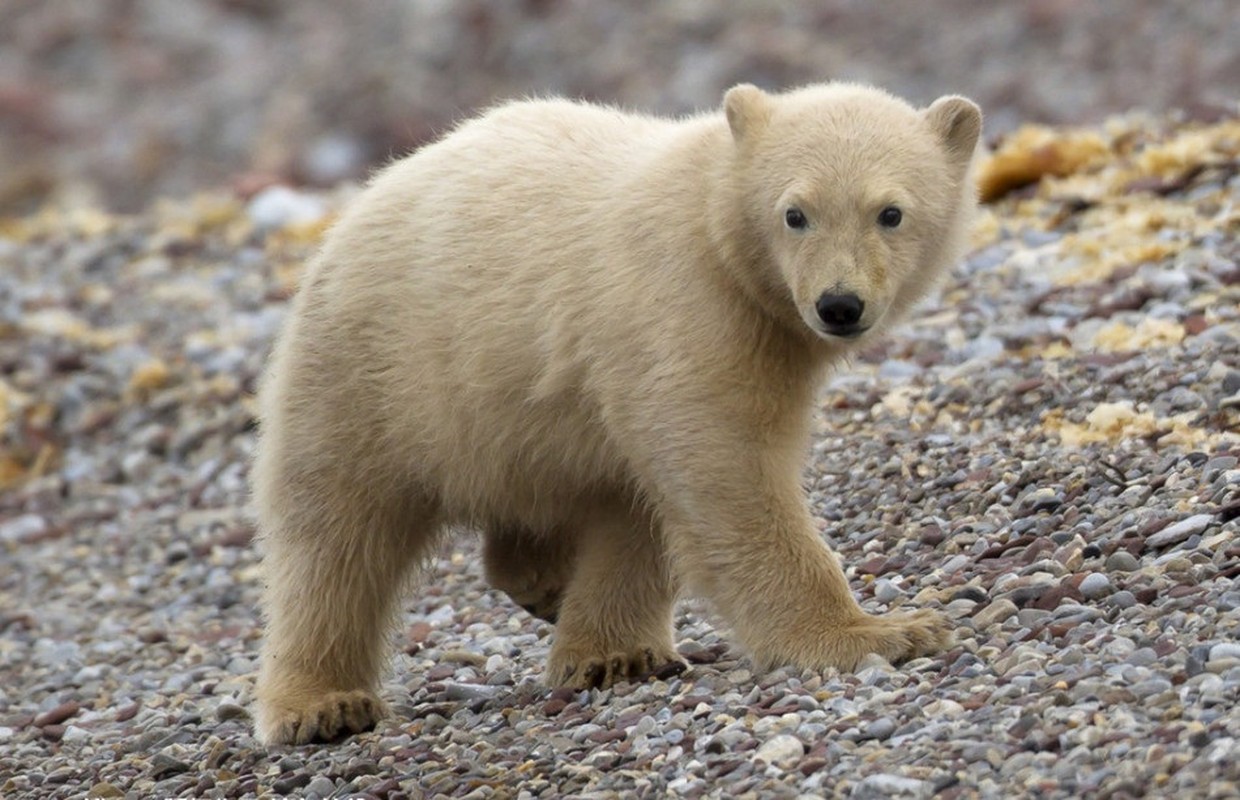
721, 83, 981, 344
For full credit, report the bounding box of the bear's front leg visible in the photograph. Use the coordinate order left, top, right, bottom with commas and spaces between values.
661, 463, 952, 672
544, 505, 686, 689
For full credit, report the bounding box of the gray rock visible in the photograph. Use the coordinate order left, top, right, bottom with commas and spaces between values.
1105, 551, 1140, 572
874, 578, 904, 604
863, 716, 897, 741
1147, 514, 1213, 548
304, 776, 337, 800
851, 773, 933, 799
1079, 572, 1113, 599
443, 682, 504, 702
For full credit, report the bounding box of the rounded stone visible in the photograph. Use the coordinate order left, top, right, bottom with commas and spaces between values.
1078, 572, 1112, 599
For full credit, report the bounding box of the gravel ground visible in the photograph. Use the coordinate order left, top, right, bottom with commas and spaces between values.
2, 112, 1240, 797
2, 0, 1238, 212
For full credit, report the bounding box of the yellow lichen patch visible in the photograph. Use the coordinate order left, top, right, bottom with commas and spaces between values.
877, 385, 918, 418
1050, 204, 1188, 285
1134, 121, 1240, 179
263, 214, 335, 254
128, 359, 172, 396
969, 207, 1001, 249
66, 208, 118, 238
1014, 340, 1074, 361
978, 125, 1110, 203
0, 454, 28, 489
0, 378, 31, 431
273, 260, 306, 295
20, 309, 138, 348
1091, 318, 1185, 352
5, 206, 122, 242
1044, 401, 1230, 448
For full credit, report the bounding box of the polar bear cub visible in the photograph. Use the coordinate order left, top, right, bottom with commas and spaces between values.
252, 82, 982, 745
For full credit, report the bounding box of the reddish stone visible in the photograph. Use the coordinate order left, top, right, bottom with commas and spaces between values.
919, 525, 945, 547
586, 728, 626, 744
424, 664, 455, 681
1183, 315, 1210, 336
799, 757, 829, 776
406, 622, 432, 644
540, 699, 567, 716
3, 713, 34, 729
1137, 517, 1173, 538
547, 686, 577, 703
34, 701, 80, 727
1047, 622, 1076, 639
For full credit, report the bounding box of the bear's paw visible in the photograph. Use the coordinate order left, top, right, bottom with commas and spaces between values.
548, 644, 687, 690
827, 608, 954, 670
255, 688, 385, 745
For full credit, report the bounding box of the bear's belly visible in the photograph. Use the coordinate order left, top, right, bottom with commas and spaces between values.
414, 389, 631, 531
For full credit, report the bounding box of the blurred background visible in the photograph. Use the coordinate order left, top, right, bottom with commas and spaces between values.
1, 0, 1236, 214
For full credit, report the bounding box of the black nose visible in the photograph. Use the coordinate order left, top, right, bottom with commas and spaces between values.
815, 293, 865, 331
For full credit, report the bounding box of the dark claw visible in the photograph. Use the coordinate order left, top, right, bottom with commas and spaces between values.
649, 660, 688, 681
583, 662, 605, 688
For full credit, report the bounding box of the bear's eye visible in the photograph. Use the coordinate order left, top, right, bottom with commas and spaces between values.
784, 207, 808, 230
878, 206, 903, 228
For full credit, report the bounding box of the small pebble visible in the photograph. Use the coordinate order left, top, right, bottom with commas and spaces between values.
1079, 572, 1112, 599
1106, 551, 1141, 572
974, 599, 1019, 629
1146, 514, 1213, 549
873, 578, 904, 604
754, 734, 805, 767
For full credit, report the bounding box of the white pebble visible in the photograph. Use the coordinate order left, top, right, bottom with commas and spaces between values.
854, 773, 933, 797
0, 514, 47, 544
1209, 643, 1240, 662
753, 733, 804, 767
61, 725, 90, 743
247, 185, 327, 231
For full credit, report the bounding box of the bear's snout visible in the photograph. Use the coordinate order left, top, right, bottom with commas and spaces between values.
814, 292, 866, 337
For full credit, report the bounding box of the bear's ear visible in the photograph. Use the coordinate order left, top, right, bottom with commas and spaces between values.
724, 83, 772, 142
925, 95, 982, 170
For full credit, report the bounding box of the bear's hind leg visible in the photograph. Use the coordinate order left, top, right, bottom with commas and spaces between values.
545, 506, 686, 689
482, 525, 577, 623
254, 482, 439, 745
